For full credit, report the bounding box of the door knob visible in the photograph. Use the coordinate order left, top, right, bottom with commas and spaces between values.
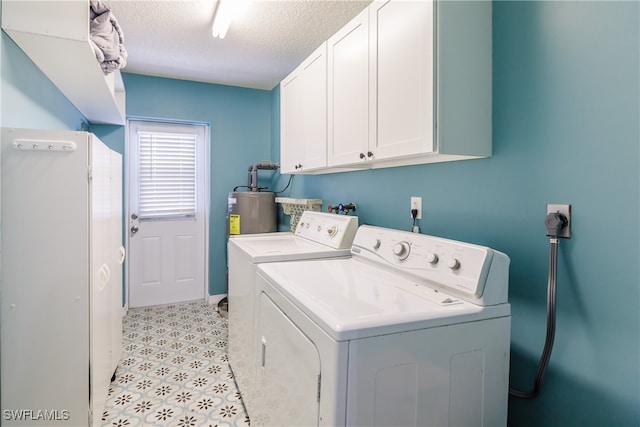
131, 213, 138, 220
131, 225, 139, 235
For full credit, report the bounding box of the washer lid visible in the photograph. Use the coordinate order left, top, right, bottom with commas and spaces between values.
229, 233, 351, 262
258, 258, 510, 341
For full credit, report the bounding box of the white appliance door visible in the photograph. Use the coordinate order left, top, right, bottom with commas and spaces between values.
251, 292, 321, 426
90, 135, 114, 426
109, 149, 124, 375
1, 128, 89, 426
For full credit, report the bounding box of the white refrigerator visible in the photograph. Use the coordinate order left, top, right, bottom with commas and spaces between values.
1, 127, 124, 426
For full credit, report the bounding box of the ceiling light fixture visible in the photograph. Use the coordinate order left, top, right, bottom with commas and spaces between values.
212, 0, 248, 39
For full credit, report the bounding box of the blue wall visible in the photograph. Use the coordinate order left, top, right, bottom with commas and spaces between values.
121, 73, 274, 298
273, 1, 639, 425
2, 0, 638, 424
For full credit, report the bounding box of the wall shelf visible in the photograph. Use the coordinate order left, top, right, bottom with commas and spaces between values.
2, 0, 126, 125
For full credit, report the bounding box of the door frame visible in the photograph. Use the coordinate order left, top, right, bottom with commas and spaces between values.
123, 118, 210, 310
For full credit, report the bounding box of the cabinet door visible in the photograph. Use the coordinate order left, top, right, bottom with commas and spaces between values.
89, 136, 113, 427
299, 43, 328, 171
280, 43, 327, 174
370, 0, 434, 160
280, 71, 304, 173
0, 128, 90, 426
109, 150, 124, 375
327, 8, 370, 167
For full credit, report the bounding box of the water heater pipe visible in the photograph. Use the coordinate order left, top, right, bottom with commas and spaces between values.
247, 161, 280, 191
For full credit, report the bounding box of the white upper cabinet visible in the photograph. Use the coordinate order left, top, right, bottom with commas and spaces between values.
327, 8, 370, 168
369, 0, 434, 162
280, 43, 328, 174
328, 1, 433, 169
281, 0, 492, 174
1, 0, 126, 125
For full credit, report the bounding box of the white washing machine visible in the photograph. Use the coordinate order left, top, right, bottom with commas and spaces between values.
227, 211, 359, 417
252, 225, 511, 427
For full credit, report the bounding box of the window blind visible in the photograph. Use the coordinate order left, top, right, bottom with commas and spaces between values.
138, 131, 197, 220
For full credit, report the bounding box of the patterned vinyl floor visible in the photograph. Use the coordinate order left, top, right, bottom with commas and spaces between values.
101, 300, 250, 427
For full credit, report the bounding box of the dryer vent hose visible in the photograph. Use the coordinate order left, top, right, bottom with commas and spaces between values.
509, 238, 559, 399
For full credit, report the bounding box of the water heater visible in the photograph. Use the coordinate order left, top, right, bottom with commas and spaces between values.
227, 191, 277, 236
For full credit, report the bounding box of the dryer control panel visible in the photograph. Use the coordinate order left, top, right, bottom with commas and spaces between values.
294, 211, 359, 249
351, 225, 510, 306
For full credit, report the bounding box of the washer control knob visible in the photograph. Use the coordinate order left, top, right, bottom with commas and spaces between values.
372, 239, 381, 250
393, 242, 411, 260
426, 252, 439, 264
447, 257, 461, 270
327, 226, 337, 237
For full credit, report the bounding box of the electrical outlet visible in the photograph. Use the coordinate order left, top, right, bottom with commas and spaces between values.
410, 197, 422, 220
546, 204, 571, 238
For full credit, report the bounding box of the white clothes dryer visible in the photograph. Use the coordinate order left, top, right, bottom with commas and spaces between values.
252, 225, 511, 427
227, 211, 358, 417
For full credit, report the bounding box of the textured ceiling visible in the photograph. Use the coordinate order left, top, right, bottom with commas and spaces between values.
108, 0, 371, 90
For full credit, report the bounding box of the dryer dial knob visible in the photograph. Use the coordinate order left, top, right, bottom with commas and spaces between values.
327, 226, 337, 237
393, 242, 411, 260
372, 239, 381, 250
447, 257, 461, 270
426, 252, 439, 264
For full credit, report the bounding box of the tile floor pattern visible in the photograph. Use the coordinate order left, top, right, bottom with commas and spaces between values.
101, 300, 250, 427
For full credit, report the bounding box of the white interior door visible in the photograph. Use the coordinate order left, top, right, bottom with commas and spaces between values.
127, 120, 208, 308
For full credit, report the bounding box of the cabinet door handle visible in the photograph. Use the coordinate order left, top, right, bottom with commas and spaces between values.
367, 151, 374, 158
359, 153, 365, 159
98, 264, 110, 291
118, 246, 126, 264
261, 336, 267, 368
